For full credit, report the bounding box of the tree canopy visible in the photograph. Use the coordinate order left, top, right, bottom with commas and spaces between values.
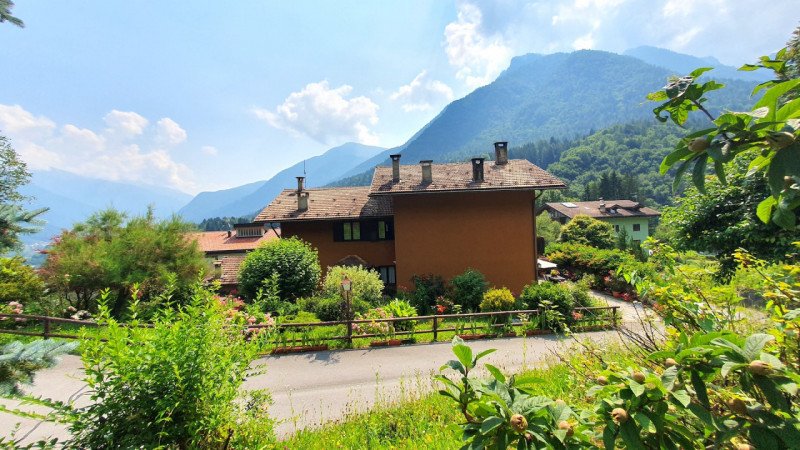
557, 215, 616, 249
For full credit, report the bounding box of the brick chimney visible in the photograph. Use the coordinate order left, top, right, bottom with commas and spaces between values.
213, 260, 222, 279
296, 176, 308, 211
471, 157, 485, 182
390, 154, 401, 182
599, 197, 606, 213
296, 176, 305, 193
420, 160, 433, 184
494, 141, 508, 165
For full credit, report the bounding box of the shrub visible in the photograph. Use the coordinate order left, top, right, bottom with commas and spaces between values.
297, 296, 369, 322
546, 242, 652, 292
0, 257, 45, 308
70, 286, 272, 448
239, 237, 321, 301
519, 282, 577, 320
479, 288, 515, 312
449, 268, 488, 312
409, 274, 447, 315
322, 265, 384, 305
384, 299, 418, 332
558, 215, 615, 249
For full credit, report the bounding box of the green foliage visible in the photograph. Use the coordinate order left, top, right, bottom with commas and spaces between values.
479, 288, 515, 312
297, 296, 343, 322
0, 135, 29, 206
0, 339, 77, 396
558, 215, 616, 249
536, 214, 562, 248
0, 0, 24, 28
39, 208, 206, 316
0, 204, 47, 253
650, 45, 800, 229
196, 216, 254, 231
239, 237, 321, 301
0, 257, 45, 307
384, 299, 418, 332
546, 242, 650, 289
409, 274, 447, 315
661, 156, 797, 280
70, 287, 273, 448
449, 268, 488, 312
322, 265, 385, 305
519, 281, 591, 322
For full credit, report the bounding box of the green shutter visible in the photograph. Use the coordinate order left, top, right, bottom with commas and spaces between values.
343, 222, 352, 241
352, 222, 361, 240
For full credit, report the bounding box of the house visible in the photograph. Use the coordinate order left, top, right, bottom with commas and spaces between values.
187, 223, 278, 292
542, 200, 660, 244
255, 142, 566, 294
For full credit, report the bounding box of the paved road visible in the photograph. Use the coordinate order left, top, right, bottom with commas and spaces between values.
1, 294, 642, 443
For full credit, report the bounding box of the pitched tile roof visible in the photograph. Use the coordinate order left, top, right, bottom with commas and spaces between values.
544, 200, 660, 219
187, 229, 278, 254
370, 159, 566, 195
219, 256, 245, 285
254, 187, 393, 222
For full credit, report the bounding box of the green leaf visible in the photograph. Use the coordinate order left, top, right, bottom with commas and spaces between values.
757, 196, 778, 223
713, 160, 727, 185
634, 412, 656, 434
689, 67, 713, 78
672, 157, 694, 192
647, 91, 668, 101
474, 348, 496, 364
661, 366, 678, 390
743, 334, 774, 360
629, 380, 645, 397
692, 156, 708, 193
671, 389, 691, 407
755, 78, 800, 122
485, 364, 506, 383
660, 145, 693, 174
480, 416, 504, 434
441, 360, 466, 375
453, 343, 474, 371
619, 420, 645, 448
690, 371, 709, 409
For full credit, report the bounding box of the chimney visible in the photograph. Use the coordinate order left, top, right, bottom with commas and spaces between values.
390, 154, 401, 182
494, 141, 508, 165
420, 160, 433, 184
296, 176, 305, 193
297, 191, 309, 211
599, 198, 606, 213
227, 230, 232, 238
471, 157, 485, 182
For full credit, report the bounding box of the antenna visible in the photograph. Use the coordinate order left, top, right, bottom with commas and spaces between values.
303, 159, 306, 176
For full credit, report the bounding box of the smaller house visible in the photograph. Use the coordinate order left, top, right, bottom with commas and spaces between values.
542, 199, 660, 244
187, 223, 278, 293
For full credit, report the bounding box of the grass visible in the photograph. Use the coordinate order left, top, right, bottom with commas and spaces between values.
274, 341, 639, 449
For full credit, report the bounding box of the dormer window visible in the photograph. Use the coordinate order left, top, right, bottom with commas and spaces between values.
233, 224, 264, 238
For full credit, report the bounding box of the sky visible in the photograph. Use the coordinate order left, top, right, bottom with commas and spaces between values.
0, 1, 797, 195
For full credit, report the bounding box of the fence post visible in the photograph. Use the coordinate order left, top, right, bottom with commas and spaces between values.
346, 317, 353, 347
432, 316, 438, 342
43, 318, 51, 340
538, 307, 544, 330
612, 307, 618, 329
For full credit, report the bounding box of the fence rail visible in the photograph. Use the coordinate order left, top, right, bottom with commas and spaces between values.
0, 306, 619, 349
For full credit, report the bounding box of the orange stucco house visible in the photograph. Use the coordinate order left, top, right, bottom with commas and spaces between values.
254, 142, 566, 294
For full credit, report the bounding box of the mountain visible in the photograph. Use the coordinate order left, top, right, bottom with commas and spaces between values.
18, 170, 193, 243
328, 50, 756, 187
623, 46, 772, 82
177, 142, 385, 221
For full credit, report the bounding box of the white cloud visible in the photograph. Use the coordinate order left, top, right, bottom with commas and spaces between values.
201, 145, 218, 156
390, 70, 454, 112
443, 2, 513, 89
156, 117, 187, 146
0, 104, 198, 193
254, 80, 380, 145
104, 110, 149, 137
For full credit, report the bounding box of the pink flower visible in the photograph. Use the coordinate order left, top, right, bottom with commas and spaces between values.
571, 311, 583, 321
247, 315, 257, 325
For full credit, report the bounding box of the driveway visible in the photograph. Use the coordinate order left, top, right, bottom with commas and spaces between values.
1, 295, 641, 442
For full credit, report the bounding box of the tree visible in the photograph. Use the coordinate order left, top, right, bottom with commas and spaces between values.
0, 0, 23, 28
650, 32, 800, 229
536, 214, 562, 248
0, 136, 47, 252
0, 256, 45, 307
39, 208, 206, 315
661, 155, 798, 279
558, 215, 616, 249
238, 237, 321, 301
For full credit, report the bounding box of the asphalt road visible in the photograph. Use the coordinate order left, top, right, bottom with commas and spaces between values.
1, 294, 642, 443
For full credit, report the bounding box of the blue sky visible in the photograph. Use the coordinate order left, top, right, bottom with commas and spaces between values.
0, 1, 796, 194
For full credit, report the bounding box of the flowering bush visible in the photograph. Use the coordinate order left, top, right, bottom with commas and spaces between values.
352, 307, 393, 338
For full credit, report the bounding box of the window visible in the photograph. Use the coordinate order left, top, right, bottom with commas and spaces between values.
377, 266, 396, 285
633, 224, 641, 232
235, 227, 263, 238
334, 219, 394, 242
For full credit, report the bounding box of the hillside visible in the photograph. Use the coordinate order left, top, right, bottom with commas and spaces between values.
19, 170, 192, 244
178, 142, 385, 221
623, 46, 771, 82
327, 49, 756, 187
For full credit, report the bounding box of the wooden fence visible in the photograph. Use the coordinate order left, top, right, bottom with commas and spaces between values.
0, 306, 619, 348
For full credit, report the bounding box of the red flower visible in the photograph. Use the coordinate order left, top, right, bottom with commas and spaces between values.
436, 304, 447, 314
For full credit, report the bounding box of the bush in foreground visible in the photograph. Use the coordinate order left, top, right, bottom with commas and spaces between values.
239, 237, 321, 301
479, 288, 515, 312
